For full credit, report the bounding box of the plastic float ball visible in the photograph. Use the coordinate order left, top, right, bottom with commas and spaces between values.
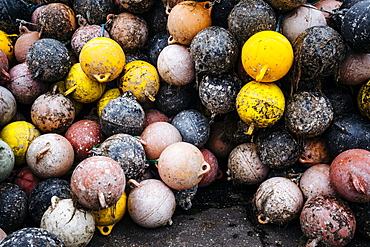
92, 192, 127, 235
0, 121, 40, 166
96, 88, 121, 117
198, 149, 220, 187
0, 50, 10, 84
28, 178, 72, 224
70, 156, 126, 210
26, 38, 72, 82
323, 85, 355, 117
0, 227, 66, 247
198, 72, 243, 119
139, 122, 182, 160
26, 133, 74, 179
0, 140, 14, 182
41, 197, 95, 247
299, 164, 336, 200
128, 179, 176, 228
190, 26, 239, 75
7, 62, 48, 105
236, 80, 285, 135
300, 195, 356, 247
338, 49, 370, 86
256, 124, 303, 169
91, 133, 147, 181
154, 82, 195, 117
157, 44, 195, 86
119, 60, 160, 103
264, 0, 306, 12
253, 177, 304, 225
64, 119, 104, 161
357, 79, 370, 119
0, 86, 16, 127
0, 0, 32, 34
241, 31, 293, 83
147, 31, 169, 66
13, 166, 40, 196
0, 183, 28, 232
299, 136, 333, 166
281, 5, 327, 43
325, 113, 370, 157
284, 91, 334, 138
73, 0, 115, 25
143, 108, 170, 128
36, 3, 76, 41
106, 12, 148, 53
71, 17, 110, 57
117, 0, 155, 13
314, 0, 343, 28
330, 149, 370, 203
167, 1, 213, 46
64, 63, 106, 104
99, 91, 145, 137
30, 87, 75, 134
290, 26, 346, 88
341, 1, 370, 53
227, 143, 269, 187
79, 37, 125, 83
228, 0, 276, 47
0, 30, 16, 62
158, 142, 210, 190
14, 26, 40, 63
205, 121, 236, 159
171, 109, 210, 148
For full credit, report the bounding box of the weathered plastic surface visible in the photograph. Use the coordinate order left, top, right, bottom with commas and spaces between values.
41, 197, 95, 247
128, 179, 176, 228
28, 178, 72, 224
100, 92, 145, 137
0, 0, 32, 34
330, 149, 370, 203
171, 109, 210, 148
190, 26, 239, 75
73, 0, 115, 25
26, 38, 72, 82
118, 0, 155, 13
0, 183, 27, 233
91, 133, 147, 181
14, 26, 40, 63
227, 143, 269, 187
70, 156, 126, 210
0, 140, 14, 182
0, 227, 66, 247
284, 91, 334, 138
256, 125, 303, 169
158, 142, 210, 190
300, 195, 356, 247
253, 177, 304, 225
26, 133, 74, 179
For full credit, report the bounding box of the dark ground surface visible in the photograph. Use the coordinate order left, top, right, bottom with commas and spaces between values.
86, 177, 369, 247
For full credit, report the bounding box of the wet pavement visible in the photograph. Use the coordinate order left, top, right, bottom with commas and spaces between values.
86, 177, 369, 247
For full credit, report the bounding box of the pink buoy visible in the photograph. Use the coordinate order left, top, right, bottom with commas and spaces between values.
330, 149, 370, 203
158, 142, 210, 190
198, 149, 221, 187
14, 26, 40, 63
338, 48, 370, 86
26, 133, 75, 179
139, 122, 182, 160
157, 44, 195, 86
70, 156, 126, 210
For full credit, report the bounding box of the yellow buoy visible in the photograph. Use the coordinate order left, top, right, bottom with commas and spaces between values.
0, 30, 16, 61
236, 80, 285, 135
0, 121, 41, 166
92, 192, 127, 236
241, 30, 293, 82
119, 60, 160, 103
79, 37, 125, 83
64, 63, 106, 104
358, 79, 370, 120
